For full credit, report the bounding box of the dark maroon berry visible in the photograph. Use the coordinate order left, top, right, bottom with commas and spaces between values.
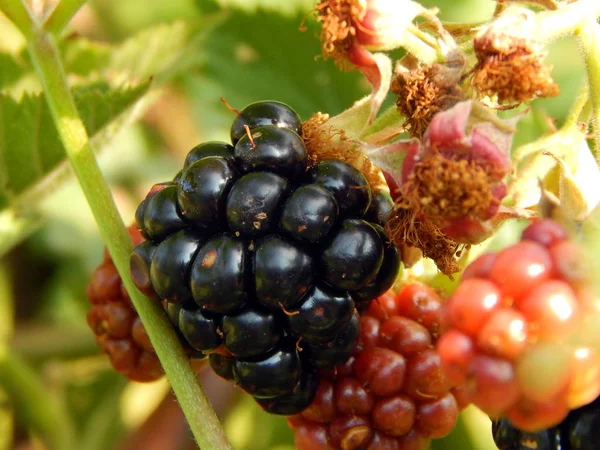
305, 311, 360, 369
230, 101, 302, 145
178, 305, 222, 352
234, 126, 307, 181
492, 419, 559, 450
150, 230, 204, 304
255, 370, 319, 415
222, 307, 281, 358
566, 408, 600, 450
364, 190, 394, 227
177, 157, 238, 228
226, 172, 289, 237
130, 240, 157, 297
352, 224, 401, 304
209, 353, 235, 381
279, 184, 339, 244
233, 342, 302, 397
321, 219, 384, 291
288, 285, 354, 344
184, 141, 235, 169
308, 160, 371, 218
254, 235, 314, 310
141, 184, 187, 241
190, 234, 248, 313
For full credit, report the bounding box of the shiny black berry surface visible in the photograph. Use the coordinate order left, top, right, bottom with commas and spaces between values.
304, 311, 360, 369
352, 224, 401, 304
150, 230, 204, 304
364, 189, 394, 226
183, 141, 235, 169
190, 233, 247, 313
309, 160, 371, 218
178, 305, 222, 352
287, 284, 354, 344
234, 126, 307, 181
255, 370, 319, 415
129, 240, 157, 296
321, 219, 384, 291
254, 235, 313, 310
139, 183, 187, 241
222, 307, 281, 358
233, 343, 302, 398
230, 101, 302, 145
209, 353, 235, 382
131, 100, 400, 417
226, 172, 288, 237
177, 157, 238, 228
279, 184, 338, 244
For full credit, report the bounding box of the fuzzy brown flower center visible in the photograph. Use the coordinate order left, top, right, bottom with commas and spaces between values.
392, 63, 464, 138
473, 38, 559, 104
404, 153, 498, 222
302, 113, 387, 193
316, 0, 365, 65
385, 203, 460, 276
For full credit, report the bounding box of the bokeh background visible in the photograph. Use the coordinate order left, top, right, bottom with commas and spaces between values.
0, 0, 587, 449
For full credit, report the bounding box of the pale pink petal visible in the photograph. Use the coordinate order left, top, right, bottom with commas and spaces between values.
424, 101, 473, 151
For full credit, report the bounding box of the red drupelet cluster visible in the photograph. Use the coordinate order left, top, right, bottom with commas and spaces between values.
87, 225, 205, 382
437, 219, 600, 431
287, 283, 464, 450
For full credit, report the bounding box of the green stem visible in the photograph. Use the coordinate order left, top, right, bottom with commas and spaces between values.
404, 25, 440, 63
0, 349, 73, 450
0, 0, 32, 37
538, 0, 600, 42
0, 264, 14, 450
562, 82, 589, 131
42, 0, 87, 35
577, 19, 600, 164
2, 6, 231, 450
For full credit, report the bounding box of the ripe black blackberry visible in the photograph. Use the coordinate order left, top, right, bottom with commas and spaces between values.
131, 100, 400, 415
492, 394, 600, 450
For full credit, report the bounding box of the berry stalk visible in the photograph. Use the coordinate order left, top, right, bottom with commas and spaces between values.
42, 0, 87, 35
4, 3, 232, 449
577, 18, 600, 162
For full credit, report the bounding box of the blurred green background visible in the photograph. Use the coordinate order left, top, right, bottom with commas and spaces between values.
0, 0, 587, 449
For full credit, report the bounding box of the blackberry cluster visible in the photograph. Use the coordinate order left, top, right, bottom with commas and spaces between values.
493, 394, 600, 450
87, 225, 205, 382
437, 219, 600, 430
288, 284, 462, 450
130, 101, 400, 413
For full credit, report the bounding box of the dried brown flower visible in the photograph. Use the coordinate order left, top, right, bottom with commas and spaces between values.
392, 54, 466, 137
472, 8, 559, 104
315, 0, 365, 67
385, 202, 460, 276
302, 112, 388, 193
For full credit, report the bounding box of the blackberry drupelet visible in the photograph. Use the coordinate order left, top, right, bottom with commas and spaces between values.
131, 100, 400, 415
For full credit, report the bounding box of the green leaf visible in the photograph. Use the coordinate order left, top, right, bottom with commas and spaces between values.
184, 10, 367, 141
0, 81, 149, 210
0, 81, 149, 256
0, 52, 27, 90
61, 19, 218, 84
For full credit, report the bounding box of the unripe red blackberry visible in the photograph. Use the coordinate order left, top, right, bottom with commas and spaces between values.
287, 284, 460, 449
87, 225, 205, 382
131, 100, 400, 412
438, 219, 600, 431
